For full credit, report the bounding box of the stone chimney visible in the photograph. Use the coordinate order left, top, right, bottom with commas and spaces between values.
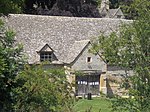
101, 0, 109, 10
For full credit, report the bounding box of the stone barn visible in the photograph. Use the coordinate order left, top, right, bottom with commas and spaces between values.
4, 14, 132, 96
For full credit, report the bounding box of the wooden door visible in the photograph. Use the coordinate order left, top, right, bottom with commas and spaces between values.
76, 74, 100, 95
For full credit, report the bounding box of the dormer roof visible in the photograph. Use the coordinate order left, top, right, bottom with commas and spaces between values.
37, 44, 54, 52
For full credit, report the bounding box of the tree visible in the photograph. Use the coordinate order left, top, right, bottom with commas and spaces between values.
0, 0, 24, 15
24, 0, 101, 17
91, 0, 150, 111
0, 19, 74, 112
109, 0, 150, 19
0, 19, 24, 111
119, 0, 150, 19
14, 64, 74, 112
109, 0, 132, 9
0, 0, 101, 17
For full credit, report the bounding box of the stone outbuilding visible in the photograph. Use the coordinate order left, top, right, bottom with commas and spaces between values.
4, 14, 132, 96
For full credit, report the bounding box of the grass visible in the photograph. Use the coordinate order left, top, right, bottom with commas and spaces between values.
73, 97, 112, 112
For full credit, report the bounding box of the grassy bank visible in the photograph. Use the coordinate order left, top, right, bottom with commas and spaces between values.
73, 97, 112, 112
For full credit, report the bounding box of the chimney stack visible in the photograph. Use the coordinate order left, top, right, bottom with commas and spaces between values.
101, 0, 109, 10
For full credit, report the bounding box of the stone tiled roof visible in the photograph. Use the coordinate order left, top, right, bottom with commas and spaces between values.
108, 9, 124, 18
4, 14, 132, 64
64, 40, 90, 63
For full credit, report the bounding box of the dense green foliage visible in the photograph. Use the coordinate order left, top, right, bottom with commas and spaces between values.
0, 0, 101, 17
24, 0, 101, 17
1, 0, 145, 19
14, 65, 74, 112
120, 0, 150, 19
0, 0, 24, 15
0, 20, 74, 111
91, 0, 150, 111
0, 19, 24, 111
23, 0, 150, 19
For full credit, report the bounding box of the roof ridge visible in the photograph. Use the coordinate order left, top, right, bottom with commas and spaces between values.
8, 14, 132, 21
75, 40, 90, 42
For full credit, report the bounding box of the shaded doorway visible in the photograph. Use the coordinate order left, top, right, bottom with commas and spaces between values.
76, 73, 100, 95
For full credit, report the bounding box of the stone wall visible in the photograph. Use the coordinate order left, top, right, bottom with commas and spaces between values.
106, 66, 134, 97
71, 43, 106, 72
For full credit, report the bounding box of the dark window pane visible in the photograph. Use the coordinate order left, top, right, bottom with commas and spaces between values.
87, 57, 91, 62
40, 52, 52, 62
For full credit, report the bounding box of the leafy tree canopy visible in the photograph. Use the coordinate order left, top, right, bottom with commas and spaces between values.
0, 0, 24, 15
0, 20, 74, 111
110, 0, 150, 19
0, 19, 24, 111
14, 65, 74, 112
24, 0, 101, 17
91, 0, 150, 111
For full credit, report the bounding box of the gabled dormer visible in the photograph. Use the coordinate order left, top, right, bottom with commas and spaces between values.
37, 44, 57, 62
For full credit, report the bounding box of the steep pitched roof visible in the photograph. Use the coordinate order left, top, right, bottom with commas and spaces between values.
99, 7, 124, 19
4, 14, 131, 64
36, 43, 54, 52
108, 8, 124, 18
64, 40, 90, 63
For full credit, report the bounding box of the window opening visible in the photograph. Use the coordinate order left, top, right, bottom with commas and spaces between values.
87, 57, 92, 63
40, 52, 52, 62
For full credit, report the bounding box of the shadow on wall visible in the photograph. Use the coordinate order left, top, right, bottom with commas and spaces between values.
106, 79, 114, 98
